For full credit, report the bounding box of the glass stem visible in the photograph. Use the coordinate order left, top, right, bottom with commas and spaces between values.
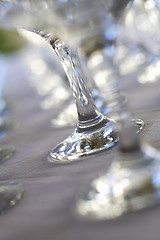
49, 38, 105, 130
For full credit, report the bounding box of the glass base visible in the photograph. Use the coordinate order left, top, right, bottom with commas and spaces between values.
76, 144, 160, 220
50, 119, 118, 162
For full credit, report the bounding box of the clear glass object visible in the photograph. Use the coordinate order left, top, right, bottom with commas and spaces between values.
47, 0, 144, 162
37, 31, 112, 127
49, 38, 119, 161
50, 42, 112, 128
0, 0, 143, 162
76, 0, 160, 219
0, 0, 120, 161
76, 123, 160, 220
1, 0, 159, 216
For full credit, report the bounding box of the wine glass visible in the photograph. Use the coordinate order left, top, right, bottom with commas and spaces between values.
49, 38, 118, 161
0, 0, 120, 162
0, 0, 143, 162
45, 1, 144, 130
42, 0, 145, 162
76, 0, 160, 219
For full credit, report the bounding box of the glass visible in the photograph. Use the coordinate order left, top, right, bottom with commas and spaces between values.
0, 0, 143, 162
49, 38, 118, 161
45, 0, 144, 162
76, 0, 160, 220
50, 40, 112, 128
0, 0, 119, 162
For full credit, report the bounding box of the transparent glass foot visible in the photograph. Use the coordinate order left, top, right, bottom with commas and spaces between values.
76, 144, 160, 220
50, 118, 118, 162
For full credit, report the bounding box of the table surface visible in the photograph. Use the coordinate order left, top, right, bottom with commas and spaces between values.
1, 33, 160, 240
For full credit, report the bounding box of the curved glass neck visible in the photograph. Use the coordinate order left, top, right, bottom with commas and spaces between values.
49, 39, 105, 130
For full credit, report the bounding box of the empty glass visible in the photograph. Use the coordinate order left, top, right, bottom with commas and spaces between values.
0, 0, 144, 162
